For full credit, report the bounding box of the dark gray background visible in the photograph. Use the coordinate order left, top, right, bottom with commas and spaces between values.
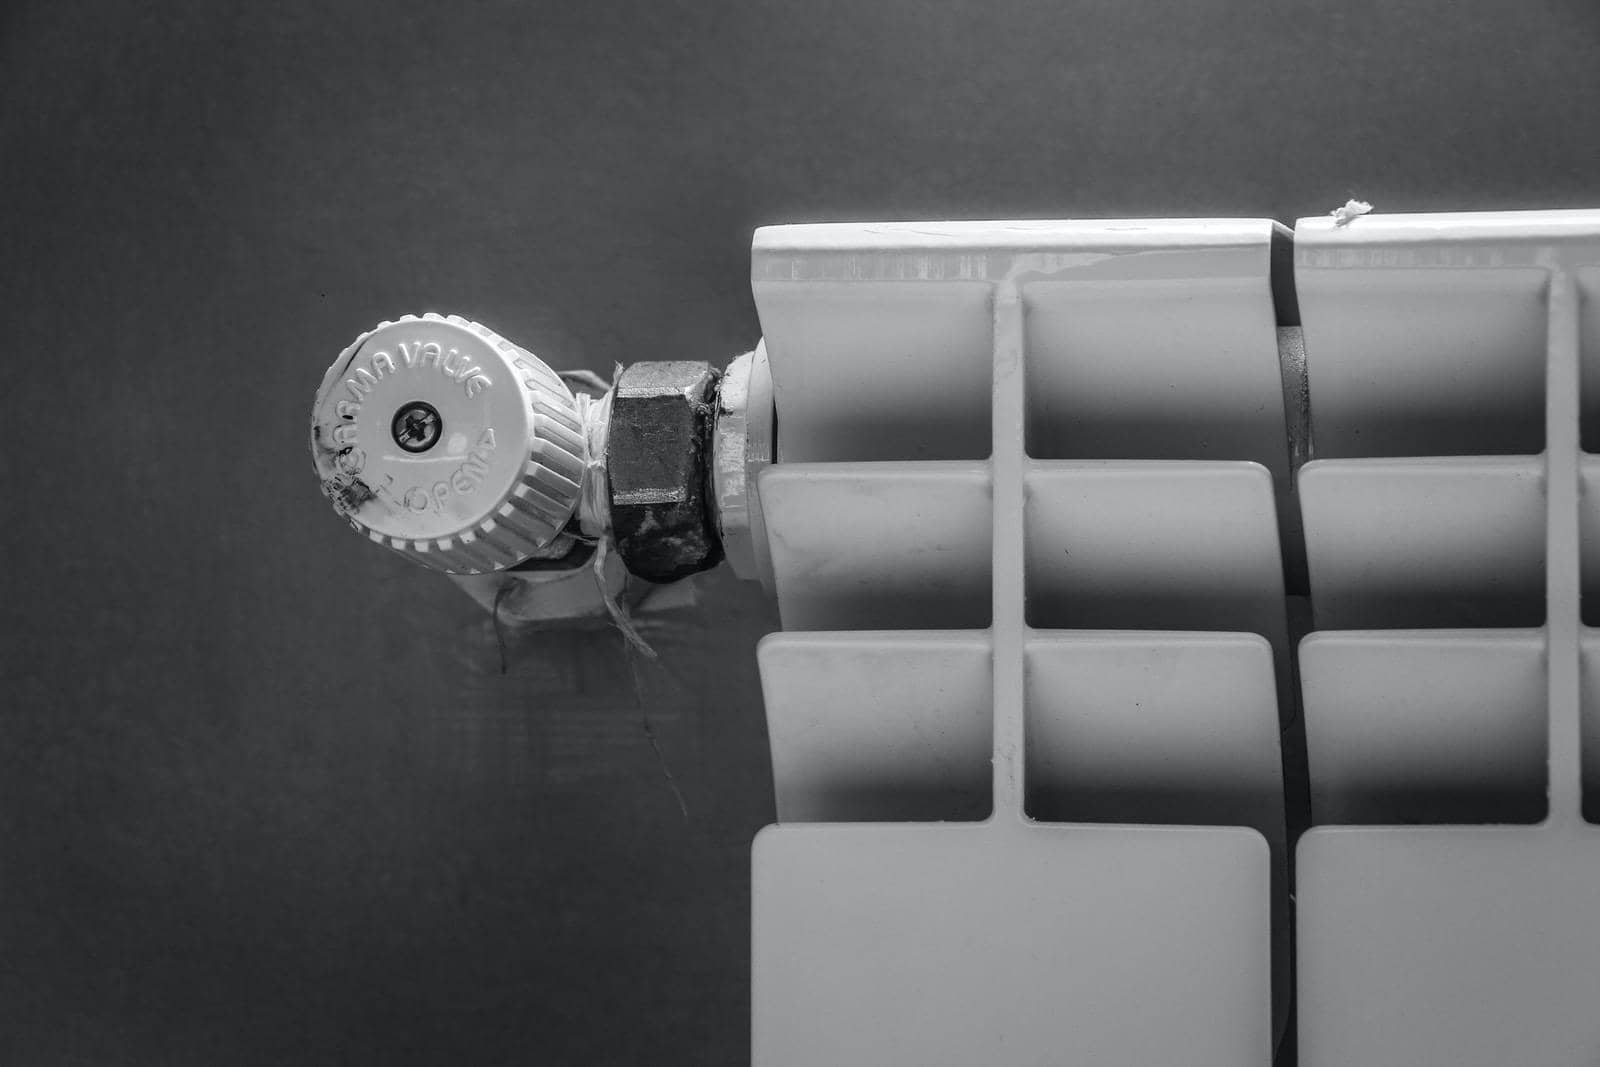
3, 2, 1597, 1064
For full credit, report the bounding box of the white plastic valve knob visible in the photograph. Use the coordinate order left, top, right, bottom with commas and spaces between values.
309, 314, 585, 573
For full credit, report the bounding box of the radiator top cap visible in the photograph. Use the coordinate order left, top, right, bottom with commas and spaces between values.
309, 314, 586, 574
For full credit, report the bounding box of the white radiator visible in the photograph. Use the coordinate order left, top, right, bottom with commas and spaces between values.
747, 211, 1600, 1067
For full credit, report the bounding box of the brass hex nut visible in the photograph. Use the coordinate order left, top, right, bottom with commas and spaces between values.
605, 361, 724, 582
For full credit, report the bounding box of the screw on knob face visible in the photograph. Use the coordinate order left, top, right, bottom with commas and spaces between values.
391, 400, 442, 453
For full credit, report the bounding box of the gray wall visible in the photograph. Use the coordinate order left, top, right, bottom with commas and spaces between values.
4, 1, 1598, 1063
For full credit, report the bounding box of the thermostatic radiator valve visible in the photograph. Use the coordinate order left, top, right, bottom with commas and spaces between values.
309, 314, 772, 610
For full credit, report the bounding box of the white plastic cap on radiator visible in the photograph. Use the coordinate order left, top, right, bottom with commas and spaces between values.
309, 314, 585, 573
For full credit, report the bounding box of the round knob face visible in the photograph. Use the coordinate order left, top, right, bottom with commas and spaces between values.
309, 314, 585, 573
